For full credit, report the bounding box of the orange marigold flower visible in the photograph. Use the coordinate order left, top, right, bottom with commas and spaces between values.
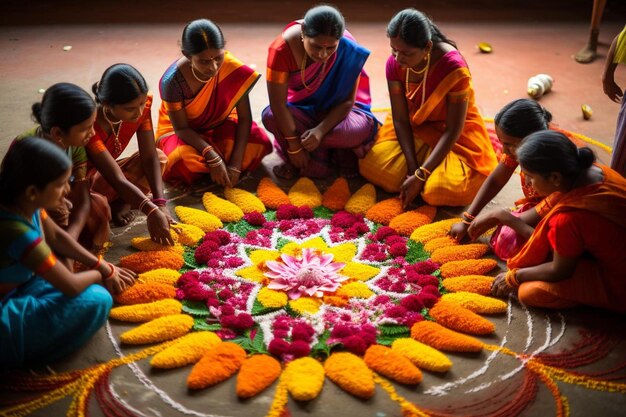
410, 218, 460, 243
324, 352, 375, 399
187, 342, 247, 390
236, 355, 282, 399
322, 295, 349, 307
257, 177, 290, 209
411, 321, 484, 353
363, 345, 422, 385
389, 205, 437, 236
119, 250, 184, 274
322, 177, 351, 211
344, 183, 377, 215
424, 236, 460, 252
130, 237, 185, 254
429, 300, 495, 335
138, 268, 181, 286
365, 198, 403, 225
120, 314, 194, 345
439, 259, 498, 278
391, 338, 452, 373
283, 357, 325, 401
288, 178, 322, 208
109, 299, 182, 322
114, 282, 177, 305
202, 192, 244, 222
174, 206, 223, 233
430, 243, 489, 265
441, 275, 495, 295
441, 292, 507, 314
151, 331, 222, 369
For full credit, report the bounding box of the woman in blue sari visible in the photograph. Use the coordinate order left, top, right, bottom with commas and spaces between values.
262, 4, 378, 179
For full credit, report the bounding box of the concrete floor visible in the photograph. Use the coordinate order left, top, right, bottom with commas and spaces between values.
1, 1, 626, 416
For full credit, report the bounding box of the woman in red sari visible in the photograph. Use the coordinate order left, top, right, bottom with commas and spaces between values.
156, 19, 272, 186
359, 8, 497, 208
87, 64, 174, 246
492, 131, 626, 313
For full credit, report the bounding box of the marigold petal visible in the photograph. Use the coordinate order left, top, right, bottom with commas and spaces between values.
114, 282, 177, 305
344, 183, 377, 215
187, 342, 247, 389
389, 206, 437, 236
249, 249, 281, 265
119, 250, 184, 274
174, 206, 223, 233
439, 259, 498, 278
336, 282, 374, 299
429, 300, 495, 335
364, 345, 422, 385
120, 314, 194, 345
137, 268, 181, 286
322, 177, 351, 211
441, 275, 495, 295
202, 192, 244, 222
288, 178, 322, 208
365, 198, 404, 225
130, 237, 185, 254
424, 236, 460, 252
224, 188, 266, 213
283, 357, 325, 401
340, 262, 379, 281
441, 292, 507, 314
410, 218, 460, 243
257, 177, 290, 209
235, 265, 268, 284
324, 352, 375, 399
109, 299, 182, 322
391, 338, 452, 373
257, 287, 289, 308
288, 297, 322, 315
236, 355, 282, 398
323, 243, 357, 263
151, 331, 222, 369
410, 321, 484, 352
430, 243, 489, 265
170, 223, 205, 246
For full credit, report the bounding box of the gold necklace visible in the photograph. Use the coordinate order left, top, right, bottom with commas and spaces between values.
405, 52, 430, 107
300, 54, 327, 91
103, 107, 123, 155
190, 63, 211, 83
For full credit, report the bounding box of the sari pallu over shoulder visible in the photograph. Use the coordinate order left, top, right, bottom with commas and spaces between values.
156, 51, 261, 140
508, 165, 626, 269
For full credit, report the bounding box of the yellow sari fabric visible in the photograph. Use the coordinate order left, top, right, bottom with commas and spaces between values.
359, 60, 497, 206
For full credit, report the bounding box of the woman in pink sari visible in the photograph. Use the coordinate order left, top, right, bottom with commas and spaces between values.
262, 4, 378, 179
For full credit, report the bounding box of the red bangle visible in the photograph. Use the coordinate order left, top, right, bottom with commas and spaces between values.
90, 255, 103, 269
104, 263, 115, 280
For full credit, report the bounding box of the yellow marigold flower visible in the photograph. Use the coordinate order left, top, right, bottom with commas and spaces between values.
441, 275, 495, 295
410, 321, 484, 353
114, 282, 177, 305
440, 259, 498, 278
236, 355, 282, 399
120, 314, 194, 345
365, 198, 403, 225
257, 287, 288, 308
363, 345, 422, 385
391, 338, 452, 373
441, 292, 507, 314
389, 205, 437, 236
410, 218, 460, 243
431, 243, 489, 265
424, 236, 459, 252
288, 177, 322, 208
322, 177, 351, 211
170, 223, 205, 246
340, 262, 379, 281
324, 352, 374, 399
289, 297, 322, 315
174, 206, 223, 233
299, 237, 328, 250
336, 282, 374, 299
187, 342, 247, 390
249, 249, 281, 265
109, 299, 182, 322
202, 192, 244, 222
151, 331, 222, 369
344, 183, 376, 215
257, 177, 290, 209
224, 187, 266, 213
283, 357, 325, 401
119, 250, 184, 274
323, 243, 357, 263
130, 237, 185, 254
138, 268, 181, 286
429, 300, 495, 335
236, 265, 269, 284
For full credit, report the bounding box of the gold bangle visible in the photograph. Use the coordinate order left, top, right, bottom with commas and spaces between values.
227, 166, 241, 173
414, 169, 427, 182
463, 211, 476, 221
287, 147, 304, 155
461, 219, 472, 225
201, 145, 214, 157
205, 156, 222, 164
505, 268, 520, 288
419, 166, 432, 177
146, 206, 159, 219
284, 135, 298, 141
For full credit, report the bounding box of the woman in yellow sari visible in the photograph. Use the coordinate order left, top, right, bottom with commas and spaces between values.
359, 9, 497, 208
156, 19, 272, 186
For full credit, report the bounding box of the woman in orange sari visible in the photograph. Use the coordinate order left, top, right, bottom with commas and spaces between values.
359, 8, 497, 208
156, 19, 272, 186
492, 131, 626, 313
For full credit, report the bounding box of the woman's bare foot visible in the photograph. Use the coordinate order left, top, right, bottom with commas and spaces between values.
110, 199, 135, 226
273, 163, 299, 180
575, 44, 597, 63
